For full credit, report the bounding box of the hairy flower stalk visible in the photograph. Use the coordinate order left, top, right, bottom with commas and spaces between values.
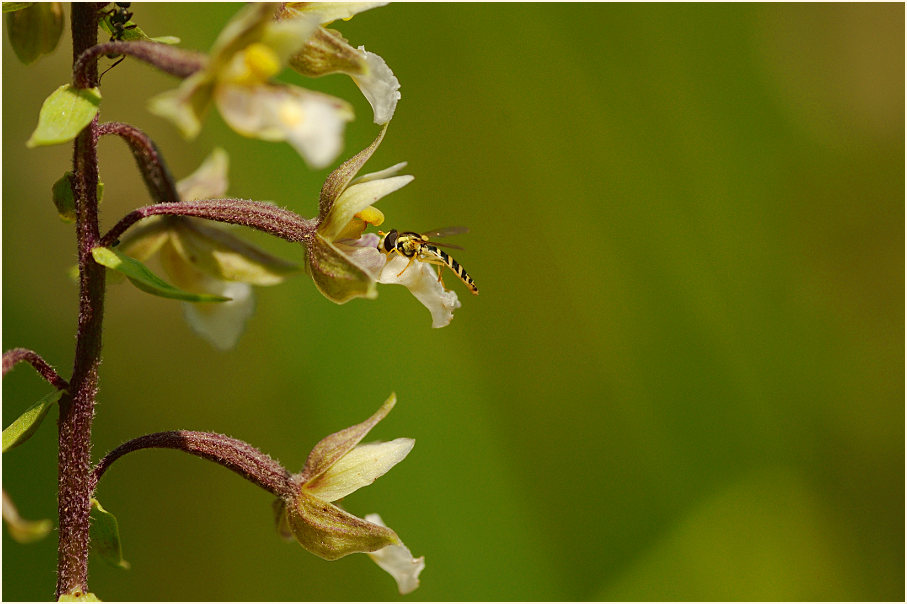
2, 348, 69, 391
91, 432, 295, 498
73, 40, 206, 87
100, 199, 318, 248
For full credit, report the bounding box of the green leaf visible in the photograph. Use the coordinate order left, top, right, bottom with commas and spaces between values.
58, 591, 102, 602
51, 171, 76, 222
90, 498, 130, 570
27, 84, 101, 147
3, 3, 33, 13
6, 2, 62, 63
150, 35, 181, 45
91, 246, 230, 302
2, 390, 61, 453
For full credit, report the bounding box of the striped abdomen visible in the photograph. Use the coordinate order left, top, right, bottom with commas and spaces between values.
423, 245, 479, 295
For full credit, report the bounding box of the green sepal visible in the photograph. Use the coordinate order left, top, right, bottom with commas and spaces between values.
3, 3, 34, 14
5, 2, 63, 64
90, 498, 130, 570
91, 247, 230, 302
286, 492, 400, 560
27, 84, 101, 147
2, 390, 62, 453
305, 236, 377, 304
58, 591, 102, 602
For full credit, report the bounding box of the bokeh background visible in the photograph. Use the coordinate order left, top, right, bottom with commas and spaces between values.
3, 3, 903, 601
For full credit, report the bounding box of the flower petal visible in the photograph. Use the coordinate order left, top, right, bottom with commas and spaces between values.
287, 493, 399, 560
379, 255, 461, 328
181, 280, 255, 350
351, 161, 407, 185
305, 438, 414, 502
215, 83, 353, 168
208, 2, 280, 69
177, 148, 229, 201
351, 47, 400, 124
319, 174, 413, 241
299, 393, 396, 480
147, 72, 216, 139
282, 2, 388, 25
364, 513, 424, 595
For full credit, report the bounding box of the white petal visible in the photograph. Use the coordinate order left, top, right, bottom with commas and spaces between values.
364, 513, 424, 595
321, 175, 413, 241
335, 234, 386, 277
284, 2, 388, 25
379, 255, 461, 328
351, 161, 408, 185
305, 438, 414, 503
215, 83, 353, 168
351, 47, 400, 125
177, 148, 229, 201
182, 280, 255, 350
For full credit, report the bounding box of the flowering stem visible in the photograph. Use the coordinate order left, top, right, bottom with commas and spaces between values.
97, 122, 180, 204
73, 40, 206, 88
92, 431, 295, 499
100, 199, 319, 248
56, 4, 104, 598
2, 348, 69, 391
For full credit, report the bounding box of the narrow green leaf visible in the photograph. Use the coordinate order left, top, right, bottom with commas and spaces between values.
58, 591, 102, 602
150, 35, 181, 45
90, 498, 130, 570
2, 3, 34, 13
2, 390, 61, 453
27, 84, 101, 147
91, 246, 230, 302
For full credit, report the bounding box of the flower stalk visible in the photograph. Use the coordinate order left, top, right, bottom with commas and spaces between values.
100, 199, 318, 248
73, 40, 206, 87
2, 348, 69, 391
92, 431, 295, 498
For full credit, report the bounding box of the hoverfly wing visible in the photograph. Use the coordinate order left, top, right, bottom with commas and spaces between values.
421, 226, 469, 239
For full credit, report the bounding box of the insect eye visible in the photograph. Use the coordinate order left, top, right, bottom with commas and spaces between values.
383, 230, 398, 252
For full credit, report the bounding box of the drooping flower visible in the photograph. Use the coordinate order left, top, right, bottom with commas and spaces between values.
279, 2, 401, 124
117, 149, 299, 349
304, 127, 462, 327
274, 394, 423, 593
148, 3, 353, 168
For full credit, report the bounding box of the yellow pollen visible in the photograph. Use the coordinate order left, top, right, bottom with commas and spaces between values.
355, 206, 384, 226
242, 43, 280, 82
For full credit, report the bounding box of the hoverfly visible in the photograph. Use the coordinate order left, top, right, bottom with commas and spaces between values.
377, 227, 478, 295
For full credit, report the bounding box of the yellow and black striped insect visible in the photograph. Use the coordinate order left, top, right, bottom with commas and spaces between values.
378, 227, 478, 295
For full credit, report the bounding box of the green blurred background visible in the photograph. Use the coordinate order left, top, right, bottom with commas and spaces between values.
3, 3, 904, 601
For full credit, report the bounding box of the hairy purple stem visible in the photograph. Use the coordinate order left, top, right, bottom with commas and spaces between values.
2, 348, 69, 391
74, 41, 206, 88
57, 5, 104, 599
97, 121, 180, 204
100, 199, 318, 248
92, 431, 294, 499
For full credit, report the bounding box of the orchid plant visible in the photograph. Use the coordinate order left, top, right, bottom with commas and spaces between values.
1, 2, 469, 599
